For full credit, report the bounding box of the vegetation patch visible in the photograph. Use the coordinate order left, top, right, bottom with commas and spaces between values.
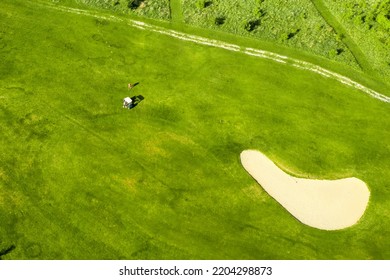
245, 19, 260, 32
280, 28, 301, 41
215, 16, 226, 26
74, 0, 170, 20
196, 0, 213, 9
182, 0, 359, 69
321, 0, 390, 80
128, 0, 145, 10
1, 0, 389, 260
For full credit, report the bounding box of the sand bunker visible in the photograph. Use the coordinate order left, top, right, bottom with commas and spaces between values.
240, 150, 370, 230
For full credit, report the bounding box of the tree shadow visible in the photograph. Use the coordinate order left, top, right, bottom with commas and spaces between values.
204, 1, 213, 8
287, 28, 301, 39
128, 0, 145, 10
0, 245, 16, 260
129, 95, 145, 109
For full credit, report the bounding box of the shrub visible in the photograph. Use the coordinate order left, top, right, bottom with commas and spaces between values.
245, 19, 260, 32
328, 49, 338, 58
77, 0, 170, 20
377, 13, 390, 31
196, 0, 213, 9
215, 16, 226, 26
335, 33, 345, 42
253, 7, 266, 18
204, 1, 213, 8
128, 0, 145, 10
182, 0, 360, 69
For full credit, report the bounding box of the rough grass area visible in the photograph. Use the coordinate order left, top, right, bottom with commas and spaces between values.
75, 0, 171, 20
1, 0, 390, 260
182, 0, 359, 69
321, 0, 390, 80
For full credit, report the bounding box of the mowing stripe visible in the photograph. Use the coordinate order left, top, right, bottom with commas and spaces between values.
34, 1, 390, 104
170, 0, 184, 23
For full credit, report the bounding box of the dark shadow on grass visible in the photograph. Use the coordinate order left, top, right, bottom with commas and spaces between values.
129, 95, 145, 109
287, 29, 301, 39
128, 0, 145, 10
204, 1, 213, 8
245, 20, 260, 32
215, 16, 226, 26
0, 245, 16, 260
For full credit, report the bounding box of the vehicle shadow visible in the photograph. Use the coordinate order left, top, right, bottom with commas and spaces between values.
129, 95, 145, 109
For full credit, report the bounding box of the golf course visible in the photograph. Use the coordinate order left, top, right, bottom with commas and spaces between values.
1, 0, 390, 259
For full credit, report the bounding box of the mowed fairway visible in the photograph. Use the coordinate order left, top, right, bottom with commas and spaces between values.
1, 0, 390, 259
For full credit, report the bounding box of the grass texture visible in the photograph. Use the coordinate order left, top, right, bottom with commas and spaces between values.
182, 0, 360, 69
1, 0, 390, 259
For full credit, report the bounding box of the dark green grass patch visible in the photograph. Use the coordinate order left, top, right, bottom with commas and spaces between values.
1, 0, 390, 259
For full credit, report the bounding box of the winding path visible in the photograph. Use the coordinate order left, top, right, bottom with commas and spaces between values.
35, 1, 390, 103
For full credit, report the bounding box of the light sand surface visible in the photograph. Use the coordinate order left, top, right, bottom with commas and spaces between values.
38, 3, 390, 103
240, 150, 370, 230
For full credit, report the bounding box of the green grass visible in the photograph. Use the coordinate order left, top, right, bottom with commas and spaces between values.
75, 0, 171, 20
321, 0, 390, 80
68, 0, 390, 83
1, 0, 390, 259
170, 0, 184, 23
182, 0, 360, 69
